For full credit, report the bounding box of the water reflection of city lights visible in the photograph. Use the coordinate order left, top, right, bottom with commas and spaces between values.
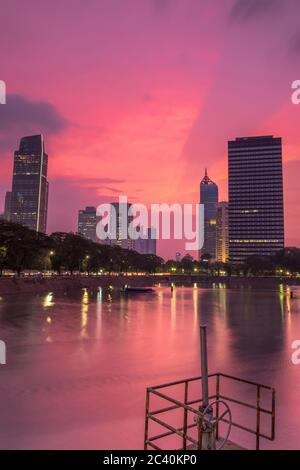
171, 287, 176, 330
97, 287, 102, 303
279, 284, 284, 317
43, 292, 54, 308
81, 288, 89, 337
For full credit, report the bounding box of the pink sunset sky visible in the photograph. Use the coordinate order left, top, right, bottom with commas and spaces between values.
1, 0, 300, 259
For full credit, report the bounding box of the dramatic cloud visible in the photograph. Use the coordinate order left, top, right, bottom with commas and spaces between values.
0, 94, 68, 171
0, 94, 67, 134
1, 0, 300, 256
230, 0, 282, 22
47, 176, 126, 234
153, 0, 173, 16
289, 32, 300, 53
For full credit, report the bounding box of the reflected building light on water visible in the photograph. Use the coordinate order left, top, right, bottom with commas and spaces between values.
279, 284, 285, 318
119, 295, 127, 318
193, 286, 198, 331
216, 287, 227, 320
286, 287, 292, 328
171, 287, 176, 331
96, 287, 102, 338
43, 292, 54, 308
81, 288, 89, 338
45, 315, 53, 342
97, 287, 102, 303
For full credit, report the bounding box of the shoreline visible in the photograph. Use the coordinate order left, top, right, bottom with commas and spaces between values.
0, 274, 299, 296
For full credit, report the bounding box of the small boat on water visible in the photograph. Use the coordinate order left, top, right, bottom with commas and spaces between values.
122, 286, 154, 293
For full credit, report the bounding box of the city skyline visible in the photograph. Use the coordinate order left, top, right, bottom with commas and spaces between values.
0, 131, 288, 261
1, 1, 300, 258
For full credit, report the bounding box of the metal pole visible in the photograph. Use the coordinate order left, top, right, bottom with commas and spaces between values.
200, 325, 209, 408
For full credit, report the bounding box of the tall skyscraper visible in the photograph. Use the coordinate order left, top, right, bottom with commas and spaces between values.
10, 135, 49, 233
228, 136, 284, 262
200, 169, 218, 260
216, 202, 229, 263
78, 206, 97, 242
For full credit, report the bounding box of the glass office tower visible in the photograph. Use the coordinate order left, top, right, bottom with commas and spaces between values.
200, 169, 218, 260
228, 136, 284, 262
10, 135, 49, 233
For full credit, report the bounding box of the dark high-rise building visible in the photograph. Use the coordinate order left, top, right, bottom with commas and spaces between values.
4, 191, 12, 221
228, 136, 284, 262
10, 135, 49, 232
78, 206, 97, 242
200, 169, 218, 260
134, 227, 157, 255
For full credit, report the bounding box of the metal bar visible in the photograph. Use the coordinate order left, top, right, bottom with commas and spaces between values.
149, 389, 202, 416
149, 423, 197, 443
256, 385, 261, 450
183, 381, 188, 450
149, 372, 272, 391
145, 440, 162, 451
219, 372, 273, 391
144, 389, 150, 450
148, 414, 198, 446
219, 417, 273, 441
149, 373, 217, 391
197, 415, 203, 450
219, 394, 272, 415
216, 374, 220, 440
200, 325, 209, 407
271, 388, 276, 441
149, 394, 217, 417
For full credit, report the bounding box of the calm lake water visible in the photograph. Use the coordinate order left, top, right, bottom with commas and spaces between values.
0, 284, 300, 450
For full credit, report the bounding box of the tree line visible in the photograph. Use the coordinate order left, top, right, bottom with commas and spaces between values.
166, 250, 300, 277
0, 220, 163, 276
1, 220, 300, 277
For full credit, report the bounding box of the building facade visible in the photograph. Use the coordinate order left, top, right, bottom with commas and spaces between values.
78, 206, 97, 242
134, 227, 157, 255
200, 169, 218, 261
109, 201, 135, 250
228, 136, 284, 262
10, 135, 49, 233
216, 202, 229, 263
4, 191, 12, 221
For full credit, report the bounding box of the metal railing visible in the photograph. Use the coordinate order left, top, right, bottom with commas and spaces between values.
144, 373, 275, 451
